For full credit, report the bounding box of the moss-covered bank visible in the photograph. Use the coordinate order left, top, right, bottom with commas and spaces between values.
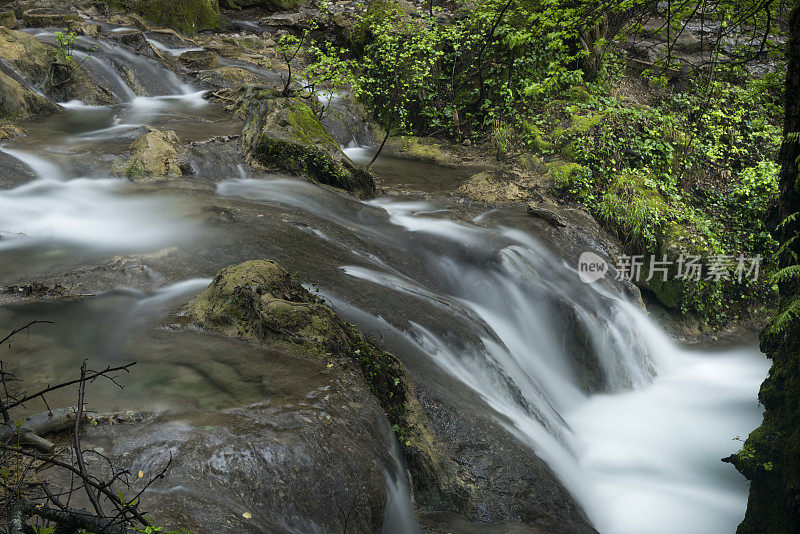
724, 323, 800, 534
115, 0, 221, 34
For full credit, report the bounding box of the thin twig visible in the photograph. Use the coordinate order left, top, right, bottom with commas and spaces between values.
73, 361, 103, 518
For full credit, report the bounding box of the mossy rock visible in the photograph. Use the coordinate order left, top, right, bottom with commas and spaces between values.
567, 86, 592, 103
638, 219, 718, 309
549, 110, 605, 157
236, 36, 263, 52
22, 8, 79, 27
0, 27, 52, 79
726, 320, 800, 534
522, 121, 552, 153
594, 172, 719, 311
0, 27, 109, 105
183, 260, 465, 507
115, 127, 182, 181
0, 10, 18, 29
129, 0, 221, 35
220, 86, 376, 198
570, 111, 605, 133
185, 260, 341, 347
395, 137, 459, 166
0, 70, 59, 121
179, 49, 218, 70
0, 123, 25, 139
457, 170, 528, 203
199, 66, 263, 89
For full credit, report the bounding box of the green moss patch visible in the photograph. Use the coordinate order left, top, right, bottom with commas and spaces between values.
132, 0, 221, 35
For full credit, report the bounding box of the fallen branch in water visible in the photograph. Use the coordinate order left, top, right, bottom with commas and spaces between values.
0, 407, 78, 452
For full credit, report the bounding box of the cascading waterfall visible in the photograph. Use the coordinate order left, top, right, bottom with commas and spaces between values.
217, 179, 767, 533
0, 26, 769, 534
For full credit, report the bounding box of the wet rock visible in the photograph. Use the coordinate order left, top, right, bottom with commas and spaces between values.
212, 86, 377, 198
109, 28, 148, 48
198, 66, 268, 89
21, 7, 80, 27
0, 256, 165, 303
527, 203, 567, 228
260, 12, 308, 28
62, 384, 394, 533
179, 48, 218, 70
0, 141, 37, 189
0, 10, 18, 29
115, 126, 183, 181
0, 70, 60, 121
1, 281, 67, 300
180, 135, 248, 180
69, 20, 100, 37
0, 27, 113, 105
320, 95, 377, 148
184, 260, 470, 519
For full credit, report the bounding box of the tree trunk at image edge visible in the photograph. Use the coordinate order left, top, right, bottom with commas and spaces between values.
732, 4, 800, 534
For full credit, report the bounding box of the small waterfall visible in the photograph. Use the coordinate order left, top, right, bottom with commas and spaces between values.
73, 51, 136, 101
380, 422, 423, 534
0, 147, 65, 180
145, 37, 204, 57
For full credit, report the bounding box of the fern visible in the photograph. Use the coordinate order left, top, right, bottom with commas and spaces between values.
766, 296, 800, 336
771, 264, 800, 284
776, 235, 799, 262
777, 211, 799, 230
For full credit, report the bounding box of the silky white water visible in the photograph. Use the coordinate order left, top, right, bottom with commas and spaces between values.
0, 31, 769, 530
334, 197, 768, 534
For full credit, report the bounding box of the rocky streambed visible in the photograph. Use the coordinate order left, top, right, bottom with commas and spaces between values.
0, 4, 770, 534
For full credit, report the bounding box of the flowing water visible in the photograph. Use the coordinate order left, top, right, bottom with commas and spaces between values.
0, 29, 768, 534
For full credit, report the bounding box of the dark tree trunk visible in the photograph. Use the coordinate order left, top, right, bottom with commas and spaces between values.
777, 5, 800, 276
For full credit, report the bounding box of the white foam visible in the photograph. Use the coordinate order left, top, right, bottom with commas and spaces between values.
0, 178, 195, 251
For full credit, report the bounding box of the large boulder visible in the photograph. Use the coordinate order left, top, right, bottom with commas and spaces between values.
75, 369, 395, 533
213, 86, 377, 198
183, 260, 464, 507
115, 127, 183, 181
0, 27, 113, 105
0, 26, 52, 80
